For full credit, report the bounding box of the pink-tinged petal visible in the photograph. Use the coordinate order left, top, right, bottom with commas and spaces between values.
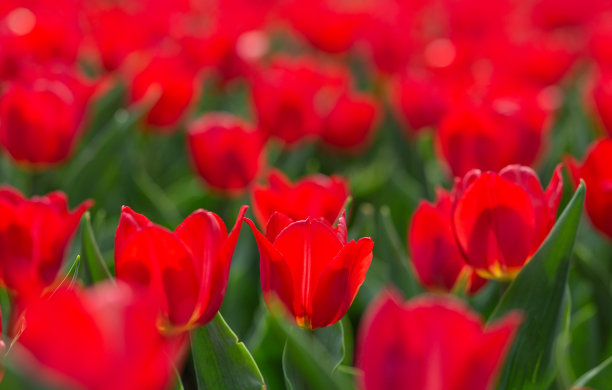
196, 206, 248, 325
544, 164, 563, 220
115, 206, 154, 260
244, 218, 295, 317
334, 210, 348, 245
409, 200, 468, 292
0, 185, 26, 205
272, 218, 344, 327
265, 212, 295, 243
116, 226, 199, 328
453, 173, 536, 279
499, 165, 552, 253
310, 237, 373, 329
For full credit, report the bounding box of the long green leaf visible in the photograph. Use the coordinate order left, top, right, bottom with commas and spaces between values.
80, 212, 113, 284
573, 355, 612, 388
488, 183, 585, 389
191, 313, 265, 390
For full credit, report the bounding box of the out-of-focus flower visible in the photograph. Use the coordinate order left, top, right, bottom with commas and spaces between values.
588, 70, 612, 136
187, 113, 265, 194
250, 55, 349, 145
588, 14, 612, 70
408, 189, 487, 294
251, 170, 349, 228
390, 71, 451, 134
127, 53, 199, 131
246, 211, 373, 329
451, 164, 563, 280
0, 68, 95, 168
356, 290, 521, 390
114, 206, 247, 332
320, 92, 379, 151
0, 186, 92, 299
14, 282, 185, 390
436, 86, 553, 177
530, 0, 604, 30
566, 138, 612, 239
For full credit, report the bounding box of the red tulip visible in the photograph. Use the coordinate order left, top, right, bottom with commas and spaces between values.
246, 211, 373, 329
589, 71, 612, 137
250, 55, 349, 145
0, 68, 95, 168
251, 169, 349, 228
408, 189, 487, 294
14, 283, 185, 390
0, 186, 92, 299
128, 53, 199, 131
320, 92, 379, 151
566, 138, 612, 239
436, 87, 553, 177
451, 164, 563, 280
357, 290, 521, 390
187, 113, 265, 194
114, 205, 247, 332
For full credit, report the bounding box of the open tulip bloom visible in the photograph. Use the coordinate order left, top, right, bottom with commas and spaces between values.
246, 210, 373, 329
114, 205, 248, 332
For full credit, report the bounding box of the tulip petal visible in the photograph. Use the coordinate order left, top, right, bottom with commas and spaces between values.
453, 173, 536, 278
244, 218, 295, 317
265, 212, 295, 242
272, 218, 344, 327
310, 237, 373, 329
115, 206, 154, 260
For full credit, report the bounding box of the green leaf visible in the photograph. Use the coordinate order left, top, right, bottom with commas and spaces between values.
488, 183, 585, 390
190, 313, 265, 390
80, 212, 113, 284
268, 308, 353, 390
573, 355, 612, 388
282, 322, 346, 390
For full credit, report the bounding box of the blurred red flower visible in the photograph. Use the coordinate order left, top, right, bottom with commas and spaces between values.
451, 165, 563, 280
14, 283, 185, 390
246, 211, 373, 329
251, 169, 349, 228
356, 290, 521, 390
0, 186, 91, 300
566, 138, 612, 240
408, 189, 487, 294
187, 113, 265, 194
0, 68, 95, 168
114, 205, 247, 332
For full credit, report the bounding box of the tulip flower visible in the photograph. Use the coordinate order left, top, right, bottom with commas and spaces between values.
451, 164, 563, 280
566, 138, 612, 239
128, 53, 199, 130
437, 88, 553, 177
246, 211, 373, 329
114, 205, 247, 332
589, 71, 612, 137
251, 169, 349, 228
187, 113, 265, 194
0, 186, 92, 299
356, 290, 521, 390
250, 55, 349, 145
408, 189, 487, 294
14, 283, 185, 390
0, 69, 95, 168
320, 92, 379, 151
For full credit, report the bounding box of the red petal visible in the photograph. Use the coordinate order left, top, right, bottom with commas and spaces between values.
310, 237, 373, 329
114, 206, 153, 261
453, 172, 536, 278
265, 212, 295, 242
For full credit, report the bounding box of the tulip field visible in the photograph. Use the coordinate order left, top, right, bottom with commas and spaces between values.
2, 1, 612, 389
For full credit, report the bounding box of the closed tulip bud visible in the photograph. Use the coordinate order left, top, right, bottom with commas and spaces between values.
566, 138, 612, 239
408, 189, 487, 294
0, 186, 92, 299
128, 54, 198, 131
246, 211, 373, 329
357, 290, 521, 390
251, 169, 349, 228
114, 205, 247, 332
451, 164, 563, 280
14, 283, 185, 390
0, 70, 95, 168
187, 113, 265, 194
